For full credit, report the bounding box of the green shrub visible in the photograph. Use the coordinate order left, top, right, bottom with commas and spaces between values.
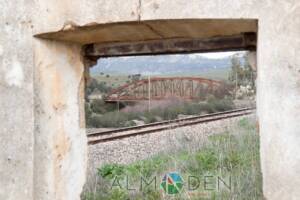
85, 103, 92, 121
98, 164, 125, 180
90, 99, 117, 114
223, 151, 243, 170
195, 149, 218, 171
133, 189, 161, 200
108, 189, 129, 200
89, 112, 134, 128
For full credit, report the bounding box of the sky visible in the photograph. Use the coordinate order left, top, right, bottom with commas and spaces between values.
114, 51, 244, 60
194, 51, 242, 59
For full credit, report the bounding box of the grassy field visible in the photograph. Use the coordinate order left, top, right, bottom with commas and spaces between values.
162, 68, 229, 81
93, 74, 131, 88
82, 117, 262, 200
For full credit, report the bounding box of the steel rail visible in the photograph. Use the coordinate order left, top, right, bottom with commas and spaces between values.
88, 108, 255, 145
87, 107, 255, 138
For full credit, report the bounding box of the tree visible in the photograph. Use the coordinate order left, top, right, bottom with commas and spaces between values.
85, 78, 98, 100
243, 52, 256, 89
228, 53, 256, 89
85, 103, 93, 126
90, 99, 106, 114
229, 55, 242, 86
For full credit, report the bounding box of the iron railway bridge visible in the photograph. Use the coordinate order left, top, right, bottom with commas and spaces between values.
104, 77, 223, 102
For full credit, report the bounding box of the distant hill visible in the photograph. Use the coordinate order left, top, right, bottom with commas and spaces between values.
90, 53, 245, 77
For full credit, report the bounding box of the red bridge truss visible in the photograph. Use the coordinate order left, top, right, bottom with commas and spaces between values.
104, 77, 224, 102
105, 77, 222, 102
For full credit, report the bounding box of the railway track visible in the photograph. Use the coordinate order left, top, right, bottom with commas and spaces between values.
88, 107, 255, 145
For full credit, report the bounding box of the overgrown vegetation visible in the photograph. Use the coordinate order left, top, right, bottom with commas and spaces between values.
228, 53, 256, 91
86, 96, 235, 128
85, 78, 113, 99
82, 118, 262, 200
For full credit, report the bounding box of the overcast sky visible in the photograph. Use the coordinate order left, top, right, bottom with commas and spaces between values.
196, 51, 242, 59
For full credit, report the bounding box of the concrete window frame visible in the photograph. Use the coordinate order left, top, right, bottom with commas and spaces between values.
33, 19, 258, 200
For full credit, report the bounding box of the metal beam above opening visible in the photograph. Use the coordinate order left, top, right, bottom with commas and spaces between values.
84, 32, 256, 59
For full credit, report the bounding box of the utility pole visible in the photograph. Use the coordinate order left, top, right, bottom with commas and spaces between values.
117, 100, 119, 112
235, 67, 238, 99
148, 75, 151, 112
117, 95, 120, 112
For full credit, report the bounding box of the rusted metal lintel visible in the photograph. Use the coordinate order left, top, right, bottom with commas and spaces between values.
84, 32, 256, 58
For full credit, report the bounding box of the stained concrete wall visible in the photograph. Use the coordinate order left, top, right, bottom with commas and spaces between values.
33, 40, 87, 200
0, 1, 35, 199
0, 0, 300, 200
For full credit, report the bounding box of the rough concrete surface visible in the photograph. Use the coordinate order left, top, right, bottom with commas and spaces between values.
0, 0, 300, 200
33, 40, 87, 200
0, 1, 34, 199
36, 19, 257, 44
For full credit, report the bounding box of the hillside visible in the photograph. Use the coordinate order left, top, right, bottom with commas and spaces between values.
90, 53, 245, 77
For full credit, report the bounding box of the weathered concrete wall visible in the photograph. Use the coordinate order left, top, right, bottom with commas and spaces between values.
33, 0, 140, 34
31, 2, 139, 200
34, 40, 87, 200
0, 1, 34, 199
1, 0, 300, 200
0, 2, 141, 200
